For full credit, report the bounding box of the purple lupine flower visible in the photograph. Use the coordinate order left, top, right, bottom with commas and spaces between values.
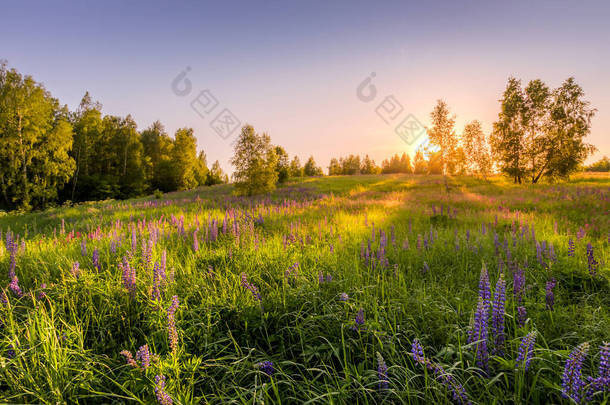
567, 238, 575, 257
355, 308, 365, 326
80, 239, 87, 256
516, 331, 536, 371
339, 292, 349, 302
151, 262, 163, 302
0, 289, 8, 306
167, 296, 179, 354
470, 297, 489, 373
120, 257, 136, 298
92, 248, 100, 271
255, 360, 275, 376
135, 344, 151, 369
586, 342, 610, 399
562, 342, 589, 403
478, 265, 491, 309
8, 241, 17, 279
376, 352, 389, 390
402, 237, 410, 250
37, 283, 47, 300
411, 339, 471, 404
120, 350, 138, 368
513, 267, 525, 304
422, 261, 430, 274
517, 306, 527, 327
192, 230, 199, 252
586, 243, 598, 276
9, 276, 22, 297
154, 375, 173, 405
545, 279, 556, 311
240, 273, 262, 305
491, 275, 506, 355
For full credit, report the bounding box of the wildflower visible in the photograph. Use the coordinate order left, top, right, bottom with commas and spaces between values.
135, 344, 151, 369
411, 339, 471, 404
513, 267, 525, 303
255, 360, 275, 376
545, 279, 556, 311
376, 352, 389, 390
586, 243, 598, 276
81, 239, 87, 256
154, 375, 173, 405
562, 342, 589, 403
339, 292, 349, 302
120, 257, 136, 298
192, 230, 199, 252
478, 264, 491, 309
517, 306, 527, 327
37, 283, 47, 300
7, 344, 15, 359
567, 238, 575, 257
515, 331, 536, 371
491, 275, 506, 355
9, 276, 22, 297
422, 261, 429, 273
586, 342, 609, 399
240, 273, 262, 305
355, 308, 365, 326
92, 248, 100, 271
151, 262, 163, 302
167, 296, 179, 354
470, 297, 489, 373
120, 350, 139, 368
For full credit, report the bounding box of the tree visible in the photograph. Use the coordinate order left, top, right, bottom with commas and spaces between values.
0, 62, 75, 210
491, 77, 596, 183
289, 156, 303, 177
535, 78, 595, 181
413, 149, 427, 174
462, 120, 491, 177
141, 120, 174, 191
230, 125, 278, 195
205, 160, 227, 185
361, 155, 380, 174
274, 145, 290, 183
522, 79, 551, 182
427, 100, 458, 175
303, 156, 323, 176
194, 151, 209, 186
328, 158, 341, 175
340, 155, 361, 175
491, 78, 527, 183
171, 128, 199, 190
585, 156, 610, 172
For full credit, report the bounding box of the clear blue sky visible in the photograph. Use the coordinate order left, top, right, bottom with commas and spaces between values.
2, 0, 608, 172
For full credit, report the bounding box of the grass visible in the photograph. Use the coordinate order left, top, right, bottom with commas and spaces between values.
0, 173, 608, 404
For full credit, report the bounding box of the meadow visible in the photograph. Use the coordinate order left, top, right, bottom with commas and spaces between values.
0, 174, 608, 404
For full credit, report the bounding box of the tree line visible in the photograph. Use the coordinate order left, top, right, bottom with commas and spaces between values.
0, 61, 229, 211
0, 61, 600, 207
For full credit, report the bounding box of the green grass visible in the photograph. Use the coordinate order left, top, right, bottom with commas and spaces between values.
0, 174, 609, 404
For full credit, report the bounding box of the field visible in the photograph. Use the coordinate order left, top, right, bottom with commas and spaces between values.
0, 174, 609, 404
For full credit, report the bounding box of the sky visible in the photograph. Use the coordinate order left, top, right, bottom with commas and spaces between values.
1, 0, 609, 173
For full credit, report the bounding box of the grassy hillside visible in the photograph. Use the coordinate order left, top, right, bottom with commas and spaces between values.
0, 174, 608, 404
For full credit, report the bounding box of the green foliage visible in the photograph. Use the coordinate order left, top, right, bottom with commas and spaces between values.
231, 125, 279, 195
303, 155, 324, 176
381, 153, 411, 174
491, 77, 596, 183
0, 62, 75, 211
0, 174, 608, 403
585, 156, 610, 172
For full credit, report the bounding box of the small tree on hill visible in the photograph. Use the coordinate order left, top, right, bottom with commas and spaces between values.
230, 125, 278, 195
304, 156, 323, 176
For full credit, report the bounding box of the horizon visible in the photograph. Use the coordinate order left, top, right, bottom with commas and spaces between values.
1, 0, 609, 174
